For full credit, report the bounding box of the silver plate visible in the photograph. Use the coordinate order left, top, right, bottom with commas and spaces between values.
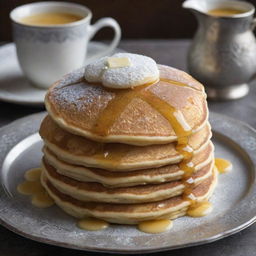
0, 112, 256, 254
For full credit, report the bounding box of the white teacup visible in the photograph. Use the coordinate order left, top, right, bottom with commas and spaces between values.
10, 2, 121, 89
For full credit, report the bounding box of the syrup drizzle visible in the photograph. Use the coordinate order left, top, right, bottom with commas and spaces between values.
89, 79, 207, 233
17, 168, 54, 208
187, 201, 213, 217
138, 89, 198, 203
91, 80, 194, 167
160, 78, 195, 90
141, 92, 197, 204
92, 78, 194, 137
93, 83, 150, 136
92, 79, 199, 209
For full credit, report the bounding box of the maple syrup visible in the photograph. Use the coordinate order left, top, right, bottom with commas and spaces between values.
91, 79, 197, 208
93, 83, 149, 136
138, 219, 173, 234
24, 168, 42, 181
187, 201, 213, 217
77, 218, 109, 231
215, 158, 232, 173
17, 168, 54, 208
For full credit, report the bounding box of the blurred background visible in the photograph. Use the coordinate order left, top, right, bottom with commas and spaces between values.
1, 0, 200, 41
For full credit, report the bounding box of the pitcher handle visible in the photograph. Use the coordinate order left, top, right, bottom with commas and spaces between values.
251, 18, 256, 30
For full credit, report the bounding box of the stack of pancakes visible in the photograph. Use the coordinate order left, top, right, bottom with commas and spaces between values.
40, 64, 217, 224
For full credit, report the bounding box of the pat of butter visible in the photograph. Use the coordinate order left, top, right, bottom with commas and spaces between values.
107, 57, 131, 68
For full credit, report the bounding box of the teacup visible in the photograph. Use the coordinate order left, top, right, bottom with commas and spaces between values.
10, 2, 121, 89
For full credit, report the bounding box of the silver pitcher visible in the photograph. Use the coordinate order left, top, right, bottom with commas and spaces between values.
183, 0, 256, 100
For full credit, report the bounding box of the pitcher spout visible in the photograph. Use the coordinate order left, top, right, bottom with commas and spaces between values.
182, 0, 209, 23
182, 0, 205, 13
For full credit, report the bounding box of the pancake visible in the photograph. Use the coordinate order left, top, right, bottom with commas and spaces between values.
41, 167, 218, 224
39, 116, 212, 171
42, 158, 214, 204
45, 65, 208, 145
43, 142, 214, 187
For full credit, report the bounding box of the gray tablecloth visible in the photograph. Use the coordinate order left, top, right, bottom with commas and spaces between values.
0, 39, 255, 256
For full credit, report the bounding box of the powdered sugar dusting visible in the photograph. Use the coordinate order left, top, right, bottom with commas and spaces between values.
84, 53, 159, 89
50, 68, 114, 114
84, 57, 108, 83
53, 83, 113, 112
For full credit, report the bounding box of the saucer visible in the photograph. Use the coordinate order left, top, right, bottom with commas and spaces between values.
0, 43, 125, 106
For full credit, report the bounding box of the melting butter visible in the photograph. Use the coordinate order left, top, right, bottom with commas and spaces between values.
187, 201, 213, 217
17, 168, 54, 208
77, 218, 109, 231
107, 57, 131, 68
215, 158, 232, 174
138, 219, 173, 234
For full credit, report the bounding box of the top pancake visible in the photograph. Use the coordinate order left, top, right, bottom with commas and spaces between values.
45, 65, 208, 145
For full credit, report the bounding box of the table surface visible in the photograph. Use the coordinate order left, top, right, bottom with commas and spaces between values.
0, 39, 256, 256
